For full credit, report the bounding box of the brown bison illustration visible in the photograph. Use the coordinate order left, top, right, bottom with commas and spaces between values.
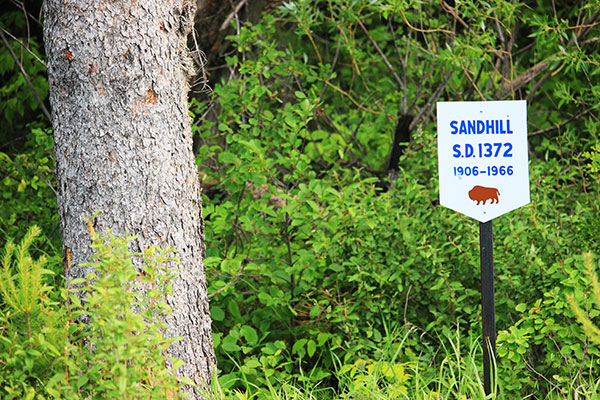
468, 185, 500, 205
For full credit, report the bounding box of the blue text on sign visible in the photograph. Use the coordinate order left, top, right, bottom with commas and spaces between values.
450, 119, 514, 135
452, 143, 513, 158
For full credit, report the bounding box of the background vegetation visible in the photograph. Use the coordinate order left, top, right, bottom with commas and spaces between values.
1, 0, 599, 398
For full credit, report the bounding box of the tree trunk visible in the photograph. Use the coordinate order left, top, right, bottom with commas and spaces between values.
43, 0, 216, 396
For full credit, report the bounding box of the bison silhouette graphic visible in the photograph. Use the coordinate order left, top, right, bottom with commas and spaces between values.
468, 185, 500, 205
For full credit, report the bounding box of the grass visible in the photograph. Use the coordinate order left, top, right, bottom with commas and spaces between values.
215, 323, 600, 400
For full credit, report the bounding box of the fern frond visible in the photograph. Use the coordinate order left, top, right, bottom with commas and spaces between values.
0, 242, 20, 311
585, 253, 600, 312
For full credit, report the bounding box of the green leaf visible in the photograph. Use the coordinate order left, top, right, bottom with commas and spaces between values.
170, 376, 192, 390
218, 151, 238, 164
292, 338, 307, 356
317, 332, 330, 346
307, 339, 317, 357
284, 114, 298, 129
77, 374, 89, 388
211, 305, 225, 321
203, 257, 221, 267
227, 299, 241, 319
241, 325, 259, 346
222, 335, 241, 353
245, 358, 261, 369
309, 303, 321, 319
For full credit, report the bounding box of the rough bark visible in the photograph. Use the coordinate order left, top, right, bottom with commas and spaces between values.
43, 0, 216, 396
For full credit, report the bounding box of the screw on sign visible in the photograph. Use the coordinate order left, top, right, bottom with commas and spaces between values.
437, 100, 530, 397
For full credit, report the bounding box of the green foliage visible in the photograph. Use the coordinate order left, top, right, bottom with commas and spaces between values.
340, 358, 411, 398
194, 0, 600, 398
568, 253, 600, 347
0, 126, 58, 255
582, 144, 600, 175
0, 4, 57, 265
218, 325, 500, 400
0, 8, 49, 144
0, 226, 189, 399
65, 222, 188, 399
0, 226, 51, 320
0, 0, 599, 397
0, 226, 64, 399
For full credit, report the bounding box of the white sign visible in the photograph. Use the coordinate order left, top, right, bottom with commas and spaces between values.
437, 100, 530, 222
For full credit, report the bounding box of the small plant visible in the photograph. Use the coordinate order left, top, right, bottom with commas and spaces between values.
0, 127, 58, 253
568, 253, 600, 346
582, 144, 600, 175
0, 225, 65, 399
0, 226, 52, 336
0, 225, 192, 399
64, 220, 188, 399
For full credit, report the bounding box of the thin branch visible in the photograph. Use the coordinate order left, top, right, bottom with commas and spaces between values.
357, 20, 403, 89
336, 23, 360, 75
529, 107, 594, 136
399, 8, 454, 35
387, 17, 409, 114
492, 10, 506, 46
0, 27, 46, 67
318, 26, 343, 102
408, 66, 436, 112
460, 62, 486, 100
19, 0, 31, 52
207, 260, 247, 299
566, 21, 600, 31
512, 39, 537, 57
321, 79, 382, 115
524, 67, 554, 103
503, 59, 551, 94
348, 110, 368, 157
402, 30, 412, 114
387, 17, 405, 72
440, 0, 477, 37
220, 0, 248, 32
464, 62, 484, 101
0, 29, 52, 123
410, 71, 451, 131
492, 9, 513, 82
8, 0, 42, 26
553, 1, 566, 45
522, 356, 562, 393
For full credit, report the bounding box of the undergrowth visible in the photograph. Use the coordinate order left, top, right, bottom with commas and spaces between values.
0, 225, 191, 399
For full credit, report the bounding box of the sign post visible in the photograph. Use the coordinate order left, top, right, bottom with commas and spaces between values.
437, 100, 529, 396
480, 220, 495, 394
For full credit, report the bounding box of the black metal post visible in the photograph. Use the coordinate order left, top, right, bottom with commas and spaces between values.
480, 220, 496, 396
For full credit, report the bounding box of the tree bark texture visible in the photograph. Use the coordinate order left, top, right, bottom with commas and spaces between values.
43, 0, 216, 396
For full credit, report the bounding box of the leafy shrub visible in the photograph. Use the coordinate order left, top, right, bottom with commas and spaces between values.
0, 8, 49, 143
568, 253, 600, 347
0, 3, 57, 273
194, 1, 600, 397
0, 226, 62, 399
0, 126, 58, 256
0, 225, 190, 399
